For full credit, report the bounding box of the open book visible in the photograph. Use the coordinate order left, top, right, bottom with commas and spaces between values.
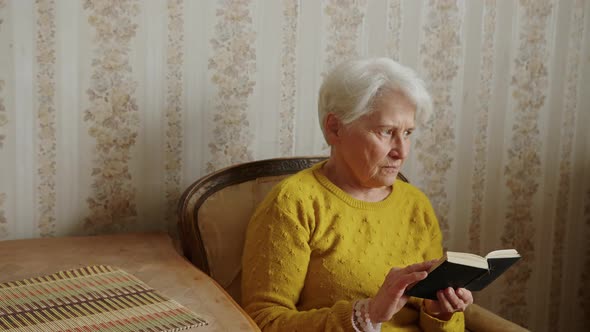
405, 249, 521, 300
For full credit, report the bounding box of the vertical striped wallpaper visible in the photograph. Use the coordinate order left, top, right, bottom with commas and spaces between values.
0, 1, 588, 330
82, 0, 140, 234
323, 0, 367, 71
468, 0, 495, 256
386, 0, 401, 60
0, 0, 7, 239
164, 0, 184, 232
500, 0, 551, 325
414, 0, 462, 242
207, 0, 256, 173
278, 0, 298, 156
549, 0, 585, 330
35, 0, 57, 237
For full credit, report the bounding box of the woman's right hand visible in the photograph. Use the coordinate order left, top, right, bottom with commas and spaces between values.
368, 260, 437, 323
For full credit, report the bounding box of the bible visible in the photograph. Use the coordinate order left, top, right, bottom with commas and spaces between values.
405, 249, 521, 300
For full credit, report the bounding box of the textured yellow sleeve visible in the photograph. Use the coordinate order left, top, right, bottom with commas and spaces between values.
241, 198, 354, 332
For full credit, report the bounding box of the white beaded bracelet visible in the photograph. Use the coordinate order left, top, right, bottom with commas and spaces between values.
351, 299, 382, 332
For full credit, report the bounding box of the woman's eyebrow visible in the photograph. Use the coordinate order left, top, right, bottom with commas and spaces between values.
374, 123, 412, 128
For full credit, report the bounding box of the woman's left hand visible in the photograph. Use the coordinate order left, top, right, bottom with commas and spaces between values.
423, 287, 473, 320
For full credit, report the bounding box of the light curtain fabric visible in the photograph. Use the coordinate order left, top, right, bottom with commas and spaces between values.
0, 0, 588, 331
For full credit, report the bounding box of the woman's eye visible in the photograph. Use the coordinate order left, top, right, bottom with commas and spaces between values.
380, 129, 394, 136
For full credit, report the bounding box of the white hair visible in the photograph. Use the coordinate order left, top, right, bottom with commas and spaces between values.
318, 57, 433, 141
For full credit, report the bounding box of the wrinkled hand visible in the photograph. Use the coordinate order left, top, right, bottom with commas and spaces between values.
424, 287, 473, 320
368, 261, 437, 323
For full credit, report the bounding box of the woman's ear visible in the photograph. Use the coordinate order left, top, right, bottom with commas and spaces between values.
324, 113, 341, 145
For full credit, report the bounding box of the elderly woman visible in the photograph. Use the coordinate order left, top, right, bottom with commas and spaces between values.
241, 57, 473, 332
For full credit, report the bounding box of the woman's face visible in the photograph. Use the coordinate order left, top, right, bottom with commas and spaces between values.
333, 90, 416, 189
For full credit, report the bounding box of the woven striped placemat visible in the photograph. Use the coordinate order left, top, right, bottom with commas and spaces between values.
0, 265, 207, 331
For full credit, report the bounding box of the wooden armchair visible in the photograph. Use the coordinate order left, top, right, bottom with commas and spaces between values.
178, 157, 527, 332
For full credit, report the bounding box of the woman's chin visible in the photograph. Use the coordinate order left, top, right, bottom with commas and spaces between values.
381, 168, 400, 178
372, 174, 398, 187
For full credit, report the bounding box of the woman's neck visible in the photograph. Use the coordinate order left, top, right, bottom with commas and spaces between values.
320, 159, 392, 203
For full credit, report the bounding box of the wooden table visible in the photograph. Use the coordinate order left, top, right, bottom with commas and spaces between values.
0, 232, 260, 332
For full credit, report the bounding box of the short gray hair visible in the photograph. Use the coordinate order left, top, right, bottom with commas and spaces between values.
318, 57, 432, 141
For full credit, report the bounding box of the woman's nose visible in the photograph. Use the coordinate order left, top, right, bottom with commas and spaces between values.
388, 139, 408, 159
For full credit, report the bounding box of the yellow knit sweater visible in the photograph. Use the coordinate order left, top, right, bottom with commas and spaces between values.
242, 162, 464, 331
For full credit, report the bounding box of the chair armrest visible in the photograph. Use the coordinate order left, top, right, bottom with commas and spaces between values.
465, 304, 529, 332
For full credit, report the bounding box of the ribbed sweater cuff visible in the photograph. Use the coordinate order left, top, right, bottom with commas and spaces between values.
333, 300, 355, 330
